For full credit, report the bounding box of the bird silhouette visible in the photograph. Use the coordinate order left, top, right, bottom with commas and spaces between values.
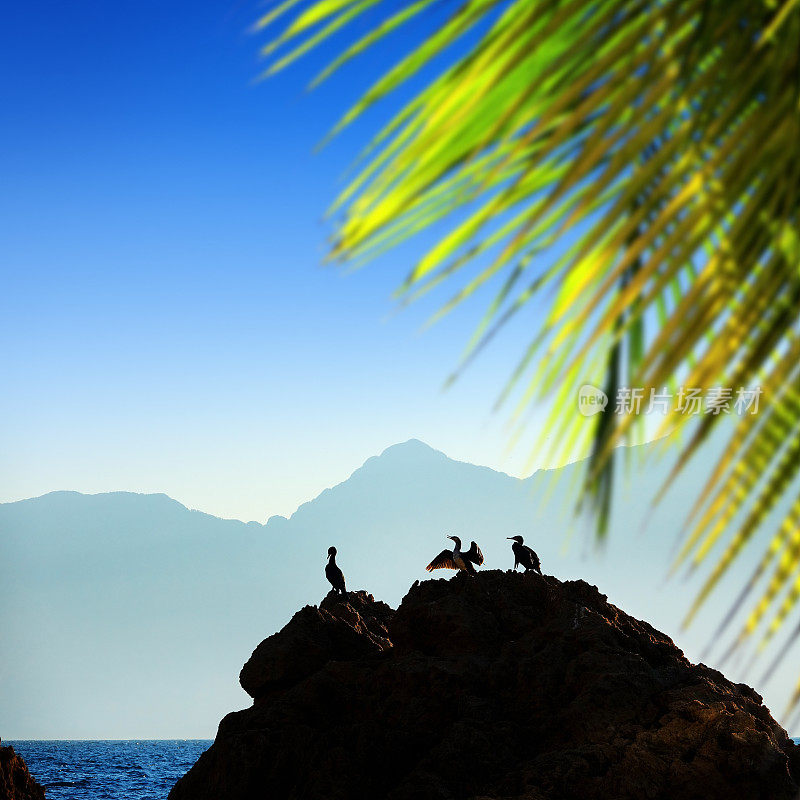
507, 536, 541, 574
426, 535, 484, 575
325, 546, 347, 596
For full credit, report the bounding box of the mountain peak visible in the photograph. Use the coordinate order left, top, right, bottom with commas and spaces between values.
377, 438, 443, 458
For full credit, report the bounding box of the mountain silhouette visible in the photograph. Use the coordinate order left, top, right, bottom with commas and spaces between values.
1, 438, 793, 738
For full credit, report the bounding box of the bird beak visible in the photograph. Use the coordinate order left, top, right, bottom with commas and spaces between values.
506, 537, 513, 539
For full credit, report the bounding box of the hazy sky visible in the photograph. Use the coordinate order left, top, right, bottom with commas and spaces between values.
1, 1, 572, 522
5, 6, 797, 739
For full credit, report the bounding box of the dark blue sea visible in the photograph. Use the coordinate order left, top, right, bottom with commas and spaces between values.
9, 738, 800, 798
7, 740, 211, 800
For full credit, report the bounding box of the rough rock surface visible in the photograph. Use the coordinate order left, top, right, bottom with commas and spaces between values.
170, 572, 800, 800
239, 590, 393, 699
0, 741, 45, 800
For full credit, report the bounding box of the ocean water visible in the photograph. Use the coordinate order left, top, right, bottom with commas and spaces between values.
7, 740, 211, 800
9, 738, 800, 798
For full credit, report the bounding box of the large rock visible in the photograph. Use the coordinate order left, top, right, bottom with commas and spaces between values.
0, 741, 45, 800
239, 590, 393, 699
170, 572, 800, 800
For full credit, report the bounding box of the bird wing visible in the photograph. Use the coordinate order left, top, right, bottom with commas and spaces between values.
326, 563, 346, 590
466, 541, 484, 565
426, 549, 456, 571
523, 546, 540, 566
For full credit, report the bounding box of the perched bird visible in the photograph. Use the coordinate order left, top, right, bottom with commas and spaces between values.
325, 546, 347, 596
507, 535, 541, 574
426, 535, 484, 575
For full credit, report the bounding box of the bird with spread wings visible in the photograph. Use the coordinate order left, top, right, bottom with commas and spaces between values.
426, 535, 484, 575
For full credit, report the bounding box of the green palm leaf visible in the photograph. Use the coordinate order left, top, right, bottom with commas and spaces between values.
260, 0, 800, 710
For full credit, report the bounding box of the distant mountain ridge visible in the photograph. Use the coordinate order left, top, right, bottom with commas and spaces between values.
1, 437, 795, 738
12, 439, 517, 526
269, 439, 524, 527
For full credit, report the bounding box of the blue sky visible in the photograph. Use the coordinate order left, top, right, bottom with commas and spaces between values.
6, 1, 800, 739
2, 0, 559, 522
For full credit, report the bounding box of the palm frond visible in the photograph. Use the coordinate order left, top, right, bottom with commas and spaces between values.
261, 0, 800, 708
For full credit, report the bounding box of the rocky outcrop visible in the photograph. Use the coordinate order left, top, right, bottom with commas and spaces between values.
171, 572, 800, 800
239, 590, 393, 698
0, 741, 45, 800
